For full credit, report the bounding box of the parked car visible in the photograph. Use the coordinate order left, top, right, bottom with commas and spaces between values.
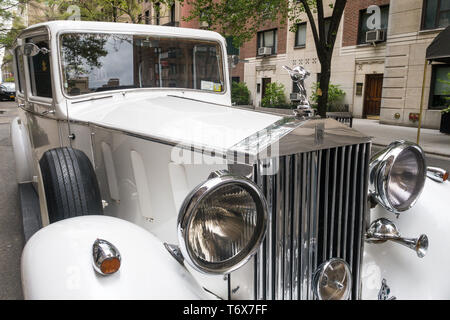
10, 21, 450, 300
0, 82, 16, 100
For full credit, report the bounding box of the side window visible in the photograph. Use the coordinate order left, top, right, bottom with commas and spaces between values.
14, 47, 26, 93
26, 37, 52, 98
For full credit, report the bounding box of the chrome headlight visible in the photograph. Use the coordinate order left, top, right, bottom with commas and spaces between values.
369, 141, 426, 214
177, 171, 267, 274
313, 258, 352, 300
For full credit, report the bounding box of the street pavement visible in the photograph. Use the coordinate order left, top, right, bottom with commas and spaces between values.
0, 100, 448, 299
0, 100, 24, 300
353, 118, 450, 172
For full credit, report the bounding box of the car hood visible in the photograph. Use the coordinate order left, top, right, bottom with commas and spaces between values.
69, 95, 283, 151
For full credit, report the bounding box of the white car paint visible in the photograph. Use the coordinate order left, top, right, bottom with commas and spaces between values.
361, 178, 450, 300
10, 117, 34, 183
22, 215, 214, 300
70, 95, 281, 151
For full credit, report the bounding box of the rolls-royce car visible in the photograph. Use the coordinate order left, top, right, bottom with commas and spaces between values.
10, 21, 450, 300
0, 82, 16, 100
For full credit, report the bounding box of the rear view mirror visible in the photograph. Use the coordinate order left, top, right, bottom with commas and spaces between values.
23, 43, 50, 57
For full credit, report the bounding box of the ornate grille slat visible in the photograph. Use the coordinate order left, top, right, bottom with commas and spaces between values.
253, 142, 370, 300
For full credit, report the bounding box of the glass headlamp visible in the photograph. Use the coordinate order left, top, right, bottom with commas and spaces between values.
369, 141, 426, 214
177, 171, 267, 274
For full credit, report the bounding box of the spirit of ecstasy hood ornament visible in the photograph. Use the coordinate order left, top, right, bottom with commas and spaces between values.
283, 65, 315, 118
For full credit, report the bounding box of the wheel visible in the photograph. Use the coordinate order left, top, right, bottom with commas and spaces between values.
39, 147, 103, 223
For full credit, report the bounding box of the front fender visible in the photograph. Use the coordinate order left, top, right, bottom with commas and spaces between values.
361, 179, 450, 299
10, 117, 34, 184
21, 215, 212, 300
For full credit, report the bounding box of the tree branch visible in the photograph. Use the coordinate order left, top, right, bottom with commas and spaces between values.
316, 0, 325, 43
299, 0, 321, 52
326, 0, 346, 53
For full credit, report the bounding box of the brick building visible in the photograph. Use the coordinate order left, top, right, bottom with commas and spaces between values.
180, 0, 448, 129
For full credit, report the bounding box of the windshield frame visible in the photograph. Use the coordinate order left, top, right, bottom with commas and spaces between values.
57, 30, 228, 100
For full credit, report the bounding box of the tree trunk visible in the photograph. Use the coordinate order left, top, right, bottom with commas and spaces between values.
317, 61, 331, 118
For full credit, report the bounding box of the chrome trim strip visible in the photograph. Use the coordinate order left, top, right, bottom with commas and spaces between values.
337, 146, 345, 257
343, 145, 352, 260
283, 155, 292, 300
300, 152, 309, 300
349, 145, 360, 275
323, 150, 330, 260
355, 143, 370, 298
329, 148, 337, 259
266, 174, 274, 299
274, 158, 284, 299
291, 154, 301, 300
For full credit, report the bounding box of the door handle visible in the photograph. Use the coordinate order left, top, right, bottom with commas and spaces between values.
41, 109, 55, 116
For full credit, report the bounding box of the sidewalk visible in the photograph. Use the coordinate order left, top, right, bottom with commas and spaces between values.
353, 119, 450, 157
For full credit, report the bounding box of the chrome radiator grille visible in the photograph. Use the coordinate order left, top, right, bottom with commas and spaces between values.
252, 143, 370, 300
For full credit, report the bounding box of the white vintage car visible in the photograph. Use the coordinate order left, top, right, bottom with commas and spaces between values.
10, 21, 450, 300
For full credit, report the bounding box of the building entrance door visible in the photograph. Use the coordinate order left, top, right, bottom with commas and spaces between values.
262, 78, 271, 100
363, 74, 383, 118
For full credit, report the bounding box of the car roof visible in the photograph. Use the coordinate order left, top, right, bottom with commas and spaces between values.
19, 20, 225, 42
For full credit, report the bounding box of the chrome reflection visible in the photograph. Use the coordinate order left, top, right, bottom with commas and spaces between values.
177, 171, 267, 274
369, 141, 426, 214
92, 238, 121, 275
366, 218, 428, 258
312, 258, 352, 300
427, 166, 449, 183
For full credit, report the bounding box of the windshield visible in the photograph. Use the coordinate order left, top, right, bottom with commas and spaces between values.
1, 82, 15, 91
60, 33, 225, 96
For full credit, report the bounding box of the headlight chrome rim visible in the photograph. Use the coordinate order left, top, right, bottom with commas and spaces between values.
177, 172, 268, 274
369, 140, 427, 214
313, 258, 352, 300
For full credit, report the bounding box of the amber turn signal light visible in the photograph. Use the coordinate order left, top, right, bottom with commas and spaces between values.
100, 257, 121, 274
93, 239, 122, 275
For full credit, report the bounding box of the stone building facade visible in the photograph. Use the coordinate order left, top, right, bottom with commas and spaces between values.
192, 0, 448, 129
380, 0, 449, 128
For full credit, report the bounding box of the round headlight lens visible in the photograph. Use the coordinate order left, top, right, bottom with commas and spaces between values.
178, 173, 267, 274
369, 141, 426, 214
313, 258, 352, 300
188, 184, 258, 263
387, 147, 425, 211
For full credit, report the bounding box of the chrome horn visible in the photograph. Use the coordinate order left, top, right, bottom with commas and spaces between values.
427, 166, 448, 183
365, 218, 428, 258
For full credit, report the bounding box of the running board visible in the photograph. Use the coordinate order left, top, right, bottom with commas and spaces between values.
18, 183, 42, 242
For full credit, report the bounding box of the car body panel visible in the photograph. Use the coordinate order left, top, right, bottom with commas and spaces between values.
22, 215, 213, 300
362, 179, 450, 300
69, 95, 282, 151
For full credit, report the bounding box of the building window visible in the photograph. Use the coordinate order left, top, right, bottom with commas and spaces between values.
155, 2, 160, 25
295, 23, 307, 48
257, 29, 277, 55
145, 10, 150, 24
429, 64, 450, 110
226, 36, 240, 56
232, 76, 240, 83
422, 0, 450, 30
170, 4, 175, 23
358, 5, 389, 44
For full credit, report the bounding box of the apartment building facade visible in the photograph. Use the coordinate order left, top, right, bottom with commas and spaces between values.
14, 1, 450, 128
211, 0, 449, 129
